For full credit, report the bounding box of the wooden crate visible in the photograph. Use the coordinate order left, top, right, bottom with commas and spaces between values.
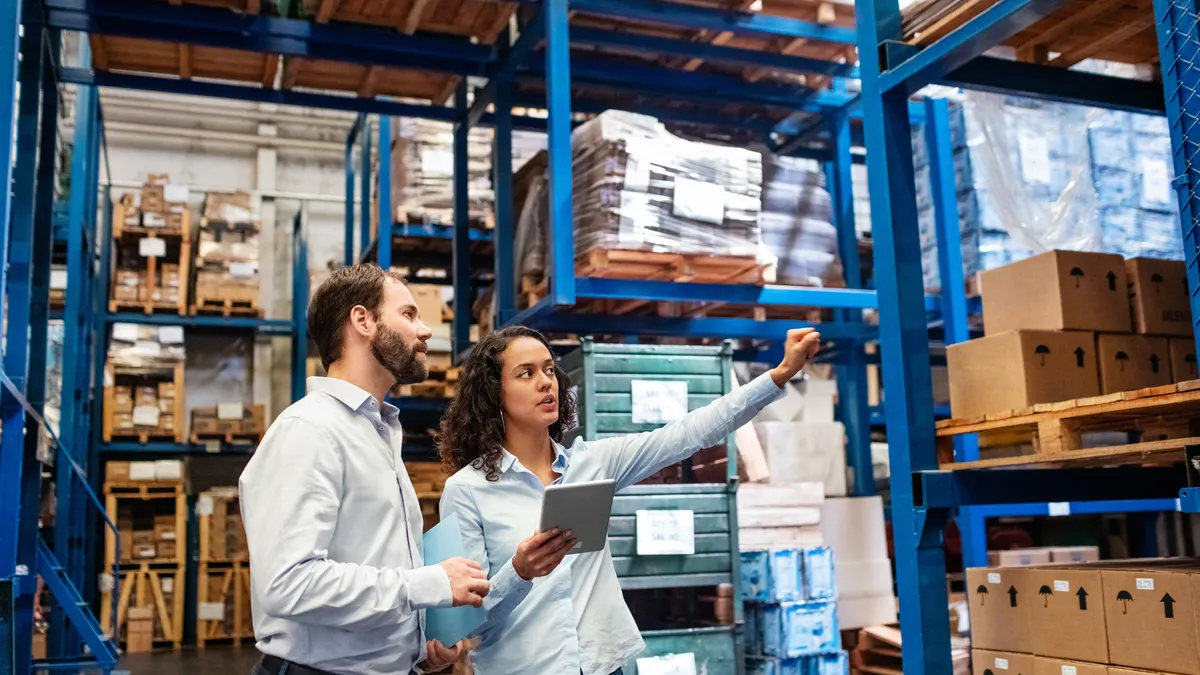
100, 563, 186, 651
88, 35, 278, 86
190, 404, 267, 444
109, 215, 191, 315
902, 0, 1159, 68
196, 560, 253, 648
103, 364, 186, 444
198, 488, 249, 563
935, 380, 1200, 469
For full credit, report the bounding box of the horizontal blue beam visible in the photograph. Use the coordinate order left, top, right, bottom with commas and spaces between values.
106, 312, 293, 335
58, 68, 550, 132
467, 12, 546, 128
870, 404, 951, 425
569, 26, 855, 77
100, 442, 255, 454
575, 277, 878, 309
942, 56, 1166, 116
877, 0, 1072, 94
570, 0, 858, 44
44, 0, 489, 74
969, 498, 1180, 518
510, 91, 775, 133
525, 310, 875, 341
919, 467, 1186, 509
924, 293, 983, 315
391, 223, 495, 242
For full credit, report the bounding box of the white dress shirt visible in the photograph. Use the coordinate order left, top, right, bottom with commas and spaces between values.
439, 372, 786, 675
240, 377, 453, 675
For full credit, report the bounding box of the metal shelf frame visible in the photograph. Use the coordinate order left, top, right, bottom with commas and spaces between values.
854, 0, 1200, 671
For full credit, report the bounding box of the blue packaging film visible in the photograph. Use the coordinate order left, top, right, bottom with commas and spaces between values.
762, 601, 840, 658
802, 547, 837, 601
746, 654, 849, 675
741, 550, 771, 602
745, 602, 763, 657
742, 549, 804, 603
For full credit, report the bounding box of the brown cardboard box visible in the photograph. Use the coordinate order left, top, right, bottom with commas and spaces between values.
973, 650, 1035, 675
981, 250, 1131, 336
204, 495, 229, 559
990, 548, 1054, 567
1096, 334, 1172, 394
967, 567, 1032, 652
160, 414, 175, 433
409, 284, 446, 327
1032, 658, 1107, 675
1169, 338, 1198, 383
113, 412, 134, 431
1102, 568, 1200, 674
948, 331, 1100, 418
154, 524, 176, 542
132, 530, 154, 545
1127, 258, 1193, 337
1050, 546, 1101, 564
126, 606, 154, 653
106, 461, 131, 482
113, 386, 134, 413
155, 540, 176, 559
1026, 568, 1108, 663
136, 386, 158, 406
1107, 670, 1192, 675
133, 543, 157, 559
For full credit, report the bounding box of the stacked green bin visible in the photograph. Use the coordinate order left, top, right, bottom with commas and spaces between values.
560, 338, 743, 675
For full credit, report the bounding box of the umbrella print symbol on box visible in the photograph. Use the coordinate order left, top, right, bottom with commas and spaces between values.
1117, 590, 1134, 614
1039, 585, 1053, 607
977, 585, 988, 606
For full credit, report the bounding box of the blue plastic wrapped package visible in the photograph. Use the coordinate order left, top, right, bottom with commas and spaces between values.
763, 602, 840, 658
769, 549, 804, 602
741, 550, 771, 602
813, 651, 850, 675
1092, 167, 1136, 208
1088, 127, 1132, 168
746, 602, 763, 656
802, 547, 837, 601
745, 657, 805, 675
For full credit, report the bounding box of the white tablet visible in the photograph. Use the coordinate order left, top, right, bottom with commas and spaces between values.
538, 478, 617, 555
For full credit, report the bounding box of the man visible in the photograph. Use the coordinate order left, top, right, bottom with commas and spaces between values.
240, 264, 491, 675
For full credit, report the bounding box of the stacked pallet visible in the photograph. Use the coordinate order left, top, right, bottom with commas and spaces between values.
190, 404, 266, 445
406, 461, 447, 531
101, 461, 187, 652
193, 193, 261, 316
110, 174, 191, 314
196, 487, 253, 648
104, 323, 186, 443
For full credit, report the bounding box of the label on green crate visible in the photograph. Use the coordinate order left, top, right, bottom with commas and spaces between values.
630, 380, 688, 425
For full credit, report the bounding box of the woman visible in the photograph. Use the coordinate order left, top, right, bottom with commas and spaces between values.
437, 325, 820, 675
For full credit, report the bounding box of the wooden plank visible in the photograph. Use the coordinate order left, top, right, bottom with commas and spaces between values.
261, 53, 279, 88
357, 65, 382, 98
941, 436, 1200, 470
316, 0, 342, 23
1051, 12, 1157, 67
178, 44, 192, 80
911, 0, 997, 45
1036, 417, 1082, 454
1010, 0, 1126, 55
90, 35, 110, 70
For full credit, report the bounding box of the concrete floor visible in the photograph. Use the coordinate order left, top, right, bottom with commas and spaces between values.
109, 646, 261, 675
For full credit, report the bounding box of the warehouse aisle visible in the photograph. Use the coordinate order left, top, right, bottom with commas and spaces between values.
114, 647, 260, 674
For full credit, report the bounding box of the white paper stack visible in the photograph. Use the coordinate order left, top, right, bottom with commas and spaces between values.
737, 482, 825, 551
821, 496, 897, 629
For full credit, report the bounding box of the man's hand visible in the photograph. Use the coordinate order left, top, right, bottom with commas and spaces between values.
439, 557, 490, 608
512, 529, 576, 581
421, 639, 461, 673
770, 328, 822, 387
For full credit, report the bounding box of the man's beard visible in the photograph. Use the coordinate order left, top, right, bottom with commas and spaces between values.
371, 323, 428, 385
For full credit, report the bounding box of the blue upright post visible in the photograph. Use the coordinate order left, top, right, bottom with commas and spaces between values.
855, 0, 952, 670
493, 69, 516, 328
545, 0, 575, 307
378, 115, 393, 270
360, 115, 372, 263
344, 116, 359, 267
825, 109, 873, 497
452, 83, 472, 359
293, 208, 310, 403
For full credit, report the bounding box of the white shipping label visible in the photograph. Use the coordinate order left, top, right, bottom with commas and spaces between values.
129, 462, 157, 481
50, 269, 68, 290
1062, 667, 1077, 675
112, 323, 141, 342
132, 340, 162, 357
99, 573, 114, 593
217, 402, 244, 420
421, 149, 455, 178
630, 380, 688, 424
139, 237, 166, 257
994, 657, 1009, 670
624, 156, 651, 192
1018, 133, 1052, 185
196, 496, 214, 516
636, 510, 695, 556
228, 262, 256, 278
198, 602, 226, 621
132, 406, 161, 427
163, 184, 190, 203
161, 577, 174, 593
1048, 502, 1071, 517
672, 177, 726, 225
988, 573, 1001, 584
1141, 157, 1172, 205
635, 652, 697, 675
1136, 578, 1155, 591
205, 439, 221, 454
158, 326, 184, 344
142, 213, 166, 229
1054, 580, 1070, 592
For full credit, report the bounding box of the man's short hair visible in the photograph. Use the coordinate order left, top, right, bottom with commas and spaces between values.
307, 264, 406, 369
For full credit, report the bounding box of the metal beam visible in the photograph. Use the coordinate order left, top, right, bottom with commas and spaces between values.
570, 0, 858, 44
526, 312, 877, 341
574, 277, 879, 309
545, 0, 575, 307
919, 467, 1187, 508
509, 90, 776, 133
467, 15, 544, 129
452, 84, 472, 360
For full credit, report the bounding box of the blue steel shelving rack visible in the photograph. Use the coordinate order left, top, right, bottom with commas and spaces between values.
853, 0, 1199, 672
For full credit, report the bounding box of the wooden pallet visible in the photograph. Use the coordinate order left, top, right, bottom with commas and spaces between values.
103, 364, 187, 444
190, 297, 264, 317
107, 429, 182, 444
104, 481, 185, 498
88, 35, 278, 86
190, 430, 262, 445
282, 57, 462, 104
902, 0, 1159, 68
100, 563, 186, 651
109, 300, 187, 315
935, 380, 1200, 469
196, 560, 254, 648
579, 248, 775, 285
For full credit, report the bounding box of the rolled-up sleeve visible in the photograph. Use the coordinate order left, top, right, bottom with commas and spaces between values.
587, 371, 787, 491
241, 417, 453, 632
438, 480, 533, 639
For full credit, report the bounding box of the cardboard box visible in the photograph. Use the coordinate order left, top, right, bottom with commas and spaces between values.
126, 606, 154, 653
1096, 334, 1172, 394
989, 548, 1054, 567
113, 412, 134, 431
154, 523, 176, 542
409, 284, 447, 326
1032, 658, 1107, 675
948, 331, 1100, 418
972, 650, 1035, 675
106, 461, 131, 483
133, 543, 157, 559
1170, 338, 1198, 382
981, 250, 1131, 336
113, 386, 134, 413
1026, 568, 1108, 663
1102, 567, 1200, 674
1127, 258, 1193, 337
967, 567, 1032, 652
155, 540, 176, 559
1050, 546, 1101, 564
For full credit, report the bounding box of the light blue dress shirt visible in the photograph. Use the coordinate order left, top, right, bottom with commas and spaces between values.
439, 372, 785, 675
240, 377, 453, 675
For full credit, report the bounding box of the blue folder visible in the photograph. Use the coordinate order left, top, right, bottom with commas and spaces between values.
423, 515, 487, 646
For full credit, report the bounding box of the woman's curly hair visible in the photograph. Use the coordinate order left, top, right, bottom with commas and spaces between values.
438, 325, 577, 482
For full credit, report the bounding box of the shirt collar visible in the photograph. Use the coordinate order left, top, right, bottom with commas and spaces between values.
499, 441, 570, 476
308, 376, 379, 414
